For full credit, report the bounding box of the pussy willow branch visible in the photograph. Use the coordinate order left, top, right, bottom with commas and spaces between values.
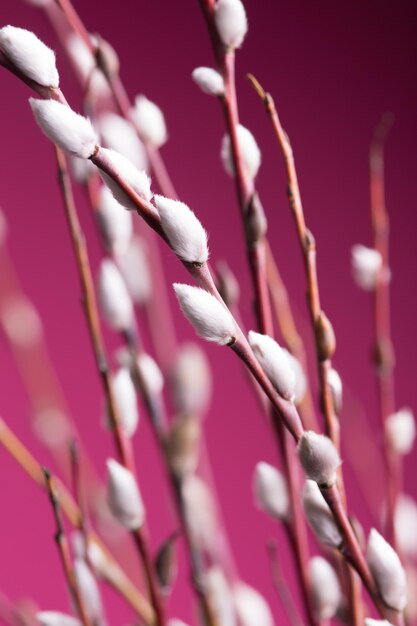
247, 74, 339, 450
1, 60, 392, 624
127, 341, 219, 626
265, 241, 317, 431
370, 114, 398, 546
0, 418, 153, 624
41, 0, 179, 372
55, 147, 165, 626
43, 468, 92, 626
246, 74, 366, 624
194, 10, 317, 622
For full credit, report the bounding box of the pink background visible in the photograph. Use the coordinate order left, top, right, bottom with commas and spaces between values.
0, 0, 416, 623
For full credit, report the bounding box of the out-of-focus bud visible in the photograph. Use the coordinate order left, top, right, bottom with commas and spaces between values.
165, 415, 201, 477
365, 620, 394, 626
154, 195, 209, 264
37, 613, 81, 626
205, 566, 236, 626
109, 367, 139, 438
173, 284, 237, 346
131, 95, 167, 148
244, 192, 268, 247
248, 331, 296, 401
1, 295, 42, 347
315, 311, 336, 361
233, 582, 274, 626
73, 558, 105, 626
351, 244, 384, 291
327, 367, 343, 415
395, 494, 417, 557
221, 125, 261, 181
136, 352, 164, 396
182, 474, 218, 555
70, 156, 94, 184
0, 26, 59, 87
97, 186, 133, 257
385, 408, 416, 455
214, 0, 248, 50
98, 112, 147, 171
65, 34, 110, 97
302, 480, 343, 548
171, 342, 212, 417
366, 528, 407, 611
30, 98, 97, 159
117, 236, 152, 304
216, 261, 240, 309
282, 349, 307, 405
297, 431, 341, 486
308, 556, 341, 620
33, 409, 72, 447
253, 462, 289, 521
97, 259, 134, 331
192, 67, 225, 96
106, 459, 145, 530
93, 34, 119, 78
167, 620, 191, 626
155, 532, 178, 595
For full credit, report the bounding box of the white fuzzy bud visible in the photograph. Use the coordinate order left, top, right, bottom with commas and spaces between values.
131, 95, 167, 148
248, 331, 296, 401
110, 367, 139, 438
98, 112, 148, 171
29, 98, 97, 158
73, 559, 105, 626
70, 156, 94, 184
98, 148, 152, 210
395, 495, 417, 557
136, 352, 164, 396
182, 474, 219, 555
366, 528, 407, 611
365, 621, 394, 626
233, 583, 274, 626
351, 244, 383, 291
98, 187, 133, 257
37, 613, 81, 626
282, 349, 307, 404
106, 459, 145, 530
173, 284, 236, 346
171, 342, 212, 416
0, 26, 59, 87
327, 367, 343, 415
154, 195, 209, 264
221, 125, 261, 181
205, 567, 236, 626
192, 67, 225, 96
253, 462, 289, 521
65, 34, 109, 97
302, 480, 343, 548
97, 259, 134, 331
168, 621, 191, 626
297, 431, 341, 486
214, 0, 248, 50
386, 408, 416, 455
308, 556, 341, 620
117, 236, 152, 304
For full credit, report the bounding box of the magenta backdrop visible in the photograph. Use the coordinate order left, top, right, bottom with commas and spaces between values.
0, 1, 416, 624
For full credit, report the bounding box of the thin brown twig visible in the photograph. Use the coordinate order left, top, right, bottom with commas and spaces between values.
55, 147, 165, 626
0, 417, 153, 623
247, 73, 366, 624
43, 467, 92, 626
370, 114, 398, 546
267, 540, 305, 626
